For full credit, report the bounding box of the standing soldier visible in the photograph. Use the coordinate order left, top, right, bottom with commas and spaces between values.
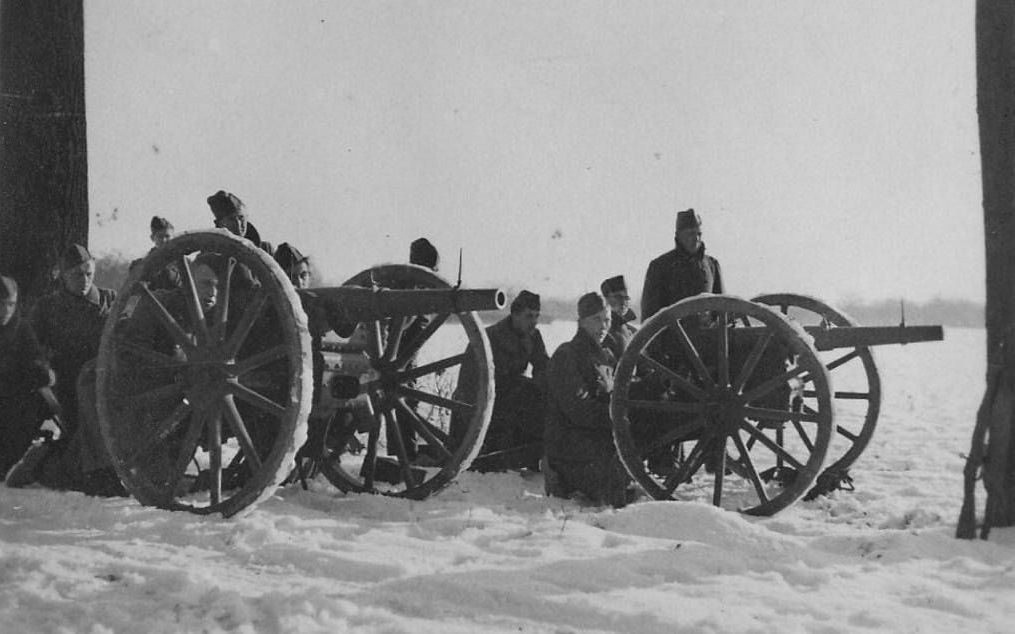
453, 290, 549, 470
31, 244, 116, 438
600, 275, 637, 359
207, 190, 274, 255
543, 293, 635, 507
0, 275, 55, 477
641, 208, 724, 321
129, 216, 181, 290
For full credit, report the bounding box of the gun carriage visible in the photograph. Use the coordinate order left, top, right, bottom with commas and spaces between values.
95, 232, 942, 517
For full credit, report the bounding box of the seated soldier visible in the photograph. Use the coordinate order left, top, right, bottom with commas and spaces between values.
600, 275, 638, 359
0, 275, 56, 477
543, 293, 636, 507
453, 290, 549, 471
207, 190, 274, 255
129, 216, 181, 290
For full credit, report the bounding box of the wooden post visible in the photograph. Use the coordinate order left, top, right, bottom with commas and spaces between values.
0, 0, 89, 302
958, 0, 1015, 538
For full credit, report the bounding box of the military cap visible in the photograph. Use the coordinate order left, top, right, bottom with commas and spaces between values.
577, 292, 607, 319
409, 237, 439, 270
150, 216, 174, 232
61, 243, 93, 270
676, 208, 702, 232
0, 274, 17, 300
207, 190, 245, 220
274, 242, 309, 274
510, 290, 540, 313
600, 275, 628, 297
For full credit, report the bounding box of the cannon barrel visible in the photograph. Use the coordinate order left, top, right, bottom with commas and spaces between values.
804, 324, 944, 351
298, 286, 506, 322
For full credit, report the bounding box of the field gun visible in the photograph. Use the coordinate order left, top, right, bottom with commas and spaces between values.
609, 293, 944, 515
96, 231, 504, 516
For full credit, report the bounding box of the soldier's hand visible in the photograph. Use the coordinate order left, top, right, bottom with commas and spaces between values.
595, 366, 614, 396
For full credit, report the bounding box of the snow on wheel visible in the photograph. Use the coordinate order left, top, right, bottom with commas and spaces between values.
610, 294, 834, 516
316, 264, 495, 499
96, 230, 312, 517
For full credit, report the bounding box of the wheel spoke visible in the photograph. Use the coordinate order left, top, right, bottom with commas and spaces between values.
638, 353, 710, 401
383, 317, 408, 362
140, 285, 195, 352
663, 438, 707, 494
826, 349, 861, 371
396, 313, 450, 368
792, 420, 815, 451
397, 398, 453, 459
221, 395, 264, 471
672, 320, 716, 390
639, 416, 707, 455
396, 386, 475, 413
223, 289, 268, 359
626, 399, 705, 416
803, 389, 871, 401
712, 441, 726, 506
229, 382, 287, 418
732, 432, 769, 504
738, 365, 810, 404
360, 400, 381, 489
212, 257, 235, 342
739, 405, 822, 423
836, 424, 859, 442
732, 330, 773, 393
399, 353, 465, 383
737, 420, 805, 470
179, 256, 210, 344
717, 315, 730, 388
114, 336, 186, 369
126, 401, 192, 463
206, 404, 223, 504
232, 345, 289, 377
381, 409, 418, 488
368, 320, 385, 359
164, 410, 207, 499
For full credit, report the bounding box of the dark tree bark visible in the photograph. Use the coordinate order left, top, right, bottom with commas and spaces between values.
958, 0, 1015, 539
0, 0, 88, 302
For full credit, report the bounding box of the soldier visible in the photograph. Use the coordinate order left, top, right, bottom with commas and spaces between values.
543, 293, 635, 507
207, 190, 274, 255
129, 216, 181, 290
641, 208, 724, 321
31, 244, 116, 438
454, 290, 549, 470
409, 237, 439, 272
0, 275, 55, 477
600, 275, 637, 359
275, 242, 312, 290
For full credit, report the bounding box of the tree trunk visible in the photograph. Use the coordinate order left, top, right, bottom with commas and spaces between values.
958, 0, 1015, 539
0, 0, 88, 302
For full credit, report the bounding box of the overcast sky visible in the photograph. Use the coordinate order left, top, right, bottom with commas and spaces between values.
84, 1, 981, 305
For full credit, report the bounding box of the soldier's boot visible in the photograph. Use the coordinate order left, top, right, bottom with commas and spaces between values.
540, 456, 571, 499
4, 438, 53, 487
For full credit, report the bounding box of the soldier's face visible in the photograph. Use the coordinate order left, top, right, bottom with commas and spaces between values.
61, 261, 95, 296
606, 292, 630, 316
676, 228, 702, 253
580, 308, 612, 343
291, 262, 311, 289
216, 212, 247, 237
193, 264, 219, 312
511, 308, 540, 335
151, 229, 174, 247
0, 293, 16, 326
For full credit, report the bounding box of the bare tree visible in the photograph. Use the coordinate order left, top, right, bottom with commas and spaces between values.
959, 0, 1015, 539
0, 0, 88, 302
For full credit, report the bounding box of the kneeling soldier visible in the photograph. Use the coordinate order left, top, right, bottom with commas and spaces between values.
544, 293, 635, 507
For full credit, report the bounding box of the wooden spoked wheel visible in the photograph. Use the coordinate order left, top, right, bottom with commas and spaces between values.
96, 231, 313, 517
610, 294, 834, 515
316, 264, 494, 499
752, 293, 881, 481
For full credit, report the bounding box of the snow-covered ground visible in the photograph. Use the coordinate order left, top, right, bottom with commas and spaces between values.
3, 326, 1014, 633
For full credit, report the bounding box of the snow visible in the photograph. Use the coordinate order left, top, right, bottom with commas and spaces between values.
4, 327, 1015, 633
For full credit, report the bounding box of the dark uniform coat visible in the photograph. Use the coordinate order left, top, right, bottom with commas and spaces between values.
641, 242, 723, 320
32, 285, 116, 431
604, 308, 638, 360
129, 250, 182, 291
544, 328, 631, 505
0, 314, 51, 474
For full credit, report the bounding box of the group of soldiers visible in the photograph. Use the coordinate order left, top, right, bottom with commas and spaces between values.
1, 195, 723, 509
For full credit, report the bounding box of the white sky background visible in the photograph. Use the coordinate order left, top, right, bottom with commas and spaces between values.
83, 0, 981, 304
